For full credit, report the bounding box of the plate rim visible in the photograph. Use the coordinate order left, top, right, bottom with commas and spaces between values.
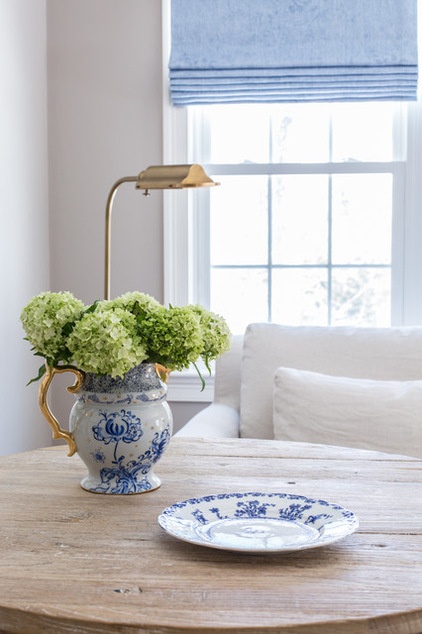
158, 491, 359, 553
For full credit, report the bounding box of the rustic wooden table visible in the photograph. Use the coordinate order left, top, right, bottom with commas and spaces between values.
0, 437, 421, 634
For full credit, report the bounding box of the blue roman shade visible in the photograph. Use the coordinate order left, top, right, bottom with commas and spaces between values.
169, 0, 418, 105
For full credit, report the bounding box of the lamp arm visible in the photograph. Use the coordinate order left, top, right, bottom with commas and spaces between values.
104, 164, 218, 300
104, 176, 138, 300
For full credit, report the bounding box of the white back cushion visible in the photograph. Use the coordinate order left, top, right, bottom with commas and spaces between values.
240, 323, 422, 439
273, 367, 422, 458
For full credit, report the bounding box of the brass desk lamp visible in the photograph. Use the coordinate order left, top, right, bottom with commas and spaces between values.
104, 164, 219, 300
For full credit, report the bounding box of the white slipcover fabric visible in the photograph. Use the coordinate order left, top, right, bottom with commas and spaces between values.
240, 323, 422, 439
273, 367, 422, 457
177, 323, 422, 457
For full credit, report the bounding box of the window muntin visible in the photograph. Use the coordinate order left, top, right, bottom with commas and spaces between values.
188, 102, 399, 334
207, 172, 393, 333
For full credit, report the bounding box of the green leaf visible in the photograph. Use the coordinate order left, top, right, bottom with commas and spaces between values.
26, 364, 46, 386
61, 321, 75, 337
84, 299, 100, 314
193, 361, 206, 392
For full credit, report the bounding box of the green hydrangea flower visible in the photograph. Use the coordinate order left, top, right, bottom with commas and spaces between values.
20, 291, 84, 362
20, 291, 232, 386
107, 291, 161, 313
66, 306, 147, 378
191, 305, 232, 367
142, 306, 204, 371
94, 293, 167, 364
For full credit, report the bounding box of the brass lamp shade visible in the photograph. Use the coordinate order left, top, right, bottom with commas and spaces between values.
136, 164, 218, 191
104, 164, 219, 299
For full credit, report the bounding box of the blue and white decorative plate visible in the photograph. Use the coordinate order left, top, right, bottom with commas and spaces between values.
158, 492, 358, 553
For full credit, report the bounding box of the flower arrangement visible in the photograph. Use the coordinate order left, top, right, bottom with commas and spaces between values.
20, 291, 231, 388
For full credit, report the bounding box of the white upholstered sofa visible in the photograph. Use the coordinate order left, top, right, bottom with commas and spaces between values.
176, 322, 422, 458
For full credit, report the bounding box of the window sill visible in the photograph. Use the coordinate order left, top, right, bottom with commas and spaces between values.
166, 369, 214, 402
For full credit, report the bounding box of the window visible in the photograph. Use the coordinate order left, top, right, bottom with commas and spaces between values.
165, 98, 422, 335
162, 2, 422, 402
162, 1, 422, 341
195, 102, 403, 334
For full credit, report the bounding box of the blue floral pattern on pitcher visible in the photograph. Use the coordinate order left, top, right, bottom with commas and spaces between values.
89, 428, 171, 494
69, 363, 173, 494
93, 410, 143, 445
88, 411, 171, 494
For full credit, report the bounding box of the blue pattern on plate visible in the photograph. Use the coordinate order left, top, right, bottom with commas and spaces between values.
158, 492, 359, 553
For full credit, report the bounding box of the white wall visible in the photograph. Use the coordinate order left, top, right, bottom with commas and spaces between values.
47, 0, 207, 432
0, 0, 52, 454
0, 1, 205, 454
48, 0, 164, 304
46, 0, 166, 431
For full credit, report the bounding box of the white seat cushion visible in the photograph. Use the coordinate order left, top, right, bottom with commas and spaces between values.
273, 366, 422, 458
240, 323, 422, 439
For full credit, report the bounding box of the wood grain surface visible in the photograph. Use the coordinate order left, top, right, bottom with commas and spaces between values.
0, 438, 421, 634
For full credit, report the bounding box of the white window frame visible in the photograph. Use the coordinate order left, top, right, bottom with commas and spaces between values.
162, 0, 422, 400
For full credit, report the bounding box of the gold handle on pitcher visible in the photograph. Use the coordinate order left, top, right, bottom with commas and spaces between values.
38, 363, 85, 456
155, 363, 171, 383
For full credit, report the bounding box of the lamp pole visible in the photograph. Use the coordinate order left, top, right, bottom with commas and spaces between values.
104, 176, 138, 300
103, 165, 219, 300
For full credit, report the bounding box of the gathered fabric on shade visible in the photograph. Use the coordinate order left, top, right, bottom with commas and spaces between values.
169, 0, 418, 105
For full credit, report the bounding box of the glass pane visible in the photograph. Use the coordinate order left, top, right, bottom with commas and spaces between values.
195, 101, 399, 164
331, 102, 396, 162
203, 103, 332, 164
206, 105, 271, 163
332, 174, 392, 265
272, 175, 329, 265
271, 268, 328, 325
331, 268, 391, 327
210, 176, 268, 265
210, 268, 268, 335
270, 103, 330, 163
